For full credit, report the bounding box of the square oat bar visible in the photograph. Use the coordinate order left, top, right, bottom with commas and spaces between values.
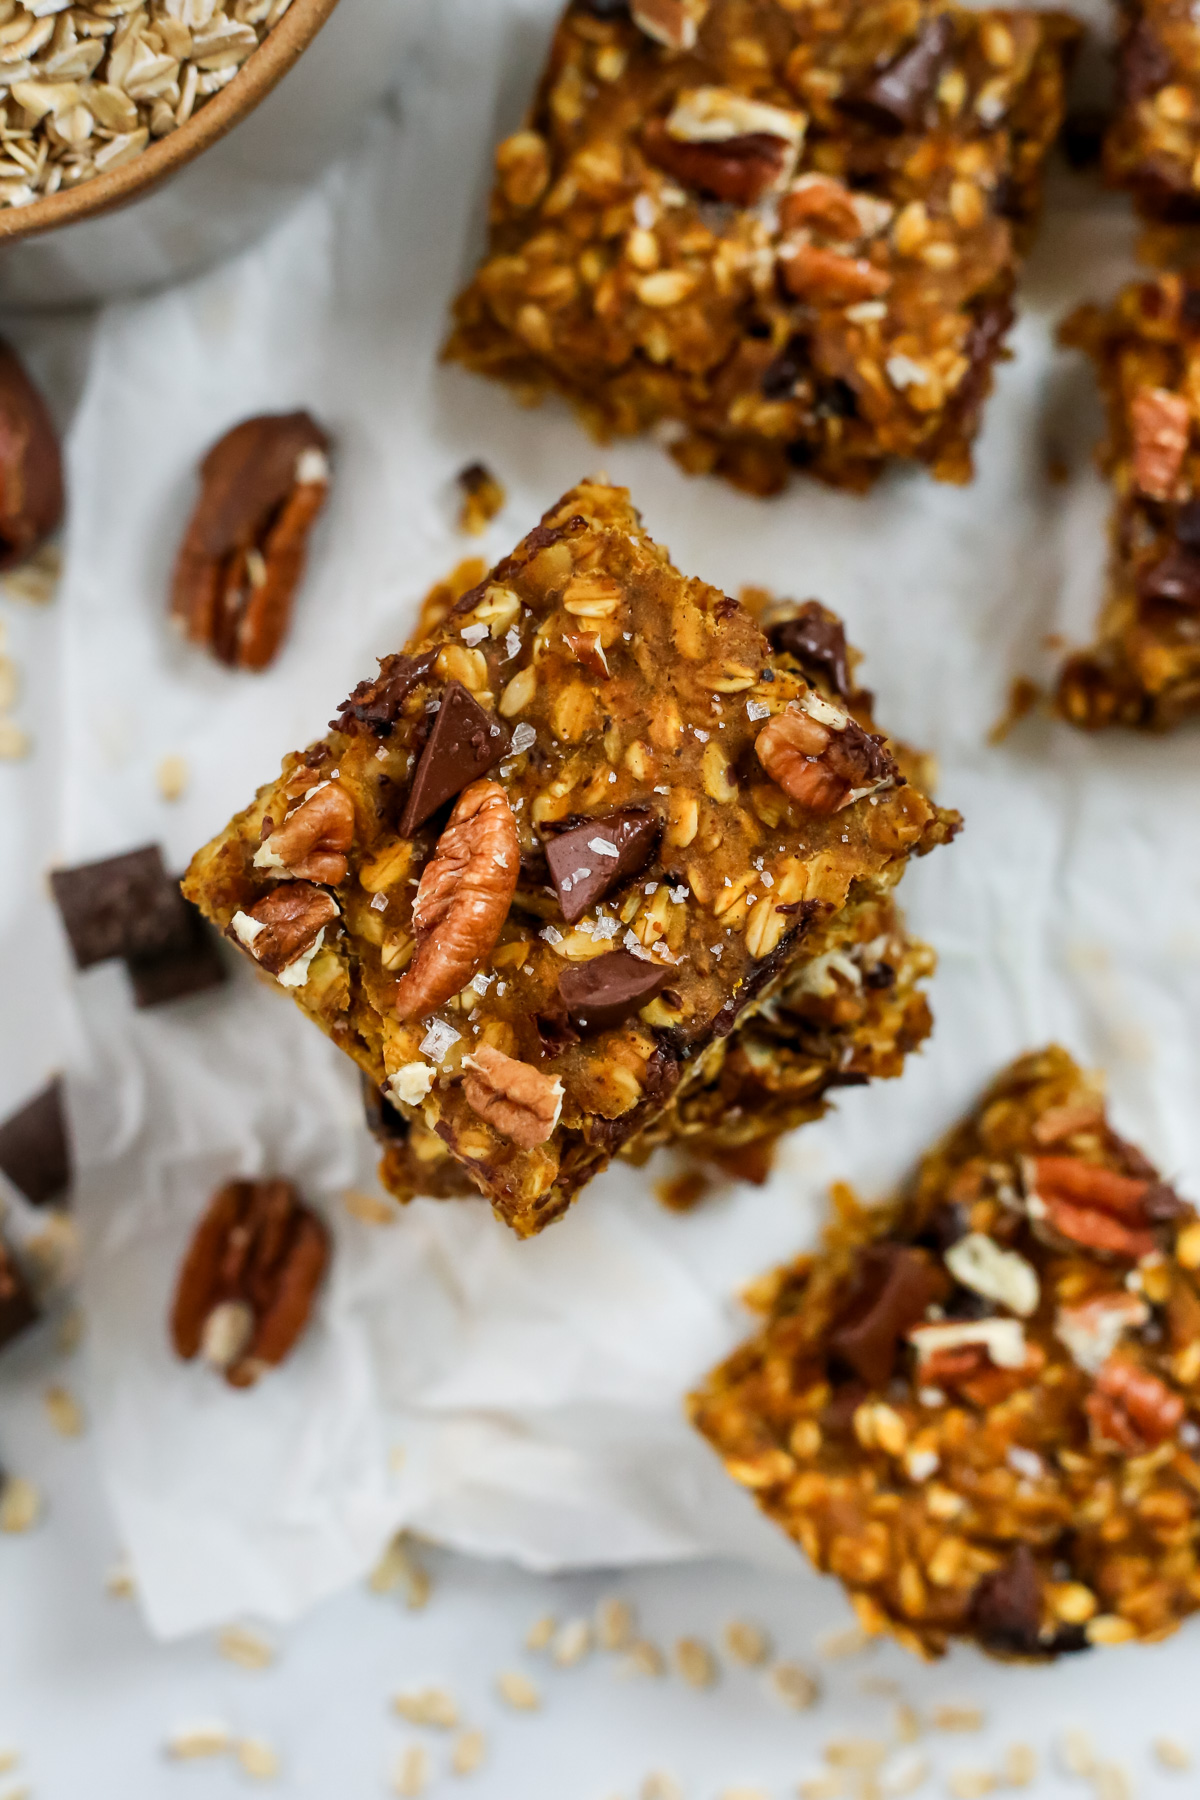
691, 1046, 1200, 1659
445, 0, 1078, 494
1105, 0, 1200, 220
184, 482, 956, 1236
1056, 272, 1200, 730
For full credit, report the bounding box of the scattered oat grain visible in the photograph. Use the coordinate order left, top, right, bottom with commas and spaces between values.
932, 1706, 984, 1733
0, 1754, 17, 1776
895, 1705, 921, 1743
641, 1774, 683, 1800
56, 1306, 83, 1355
393, 1744, 428, 1797
720, 1788, 769, 1800
552, 1617, 592, 1667
394, 1688, 457, 1728
0, 720, 30, 760
526, 1612, 557, 1651
724, 1619, 771, 1665
675, 1637, 717, 1688
798, 1778, 843, 1800
597, 1596, 636, 1651
237, 1737, 279, 1780
165, 1722, 232, 1759
4, 546, 59, 605
43, 1383, 84, 1437
818, 1625, 870, 1660
826, 1739, 886, 1770
217, 1624, 274, 1670
496, 1669, 540, 1711
1093, 1766, 1131, 1800
457, 462, 506, 536
1000, 1744, 1036, 1786
882, 1751, 929, 1795
0, 655, 17, 712
946, 1772, 994, 1799
369, 1532, 430, 1608
1060, 1730, 1097, 1778
106, 1555, 135, 1599
451, 1728, 486, 1775
1154, 1737, 1191, 1771
156, 753, 189, 802
0, 1476, 41, 1533
342, 1187, 399, 1225
770, 1662, 819, 1710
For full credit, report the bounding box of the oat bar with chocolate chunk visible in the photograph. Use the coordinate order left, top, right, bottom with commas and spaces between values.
1056, 273, 1200, 730
1105, 0, 1200, 219
445, 0, 1077, 495
184, 481, 955, 1237
691, 1046, 1200, 1660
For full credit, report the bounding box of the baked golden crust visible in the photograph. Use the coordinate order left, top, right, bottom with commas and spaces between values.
1105, 0, 1200, 219
445, 0, 1077, 494
1056, 274, 1200, 731
690, 1046, 1200, 1659
184, 481, 956, 1237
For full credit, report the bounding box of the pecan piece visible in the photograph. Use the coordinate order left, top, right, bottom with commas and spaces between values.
461, 1044, 564, 1148
171, 411, 331, 672
644, 88, 804, 205
755, 695, 897, 813
631, 0, 709, 51
254, 781, 354, 885
394, 780, 518, 1020
230, 881, 338, 982
1085, 1357, 1184, 1452
1027, 1154, 1158, 1259
0, 339, 63, 571
170, 1178, 329, 1388
1130, 387, 1190, 502
779, 244, 892, 305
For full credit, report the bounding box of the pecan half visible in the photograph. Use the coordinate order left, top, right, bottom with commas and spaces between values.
1085, 1357, 1184, 1452
631, 0, 709, 51
230, 881, 338, 980
254, 781, 354, 885
170, 1178, 329, 1388
779, 244, 892, 305
643, 88, 804, 205
755, 695, 896, 813
394, 780, 518, 1020
461, 1043, 564, 1147
171, 411, 331, 672
1027, 1154, 1158, 1259
916, 1335, 1045, 1408
1130, 387, 1190, 502
0, 339, 63, 572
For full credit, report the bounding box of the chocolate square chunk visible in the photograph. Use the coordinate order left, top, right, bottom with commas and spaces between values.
0, 1077, 70, 1206
127, 896, 226, 1008
0, 1235, 37, 1353
51, 845, 194, 970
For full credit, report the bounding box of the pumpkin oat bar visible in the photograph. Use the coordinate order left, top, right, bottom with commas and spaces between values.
1105, 0, 1200, 220
1056, 272, 1200, 730
184, 481, 957, 1237
445, 0, 1078, 495
691, 1046, 1200, 1660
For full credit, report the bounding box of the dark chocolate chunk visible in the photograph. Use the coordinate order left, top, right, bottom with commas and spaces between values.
1059, 107, 1107, 170
1176, 500, 1200, 552
534, 1009, 581, 1057
361, 1073, 409, 1146
50, 845, 193, 971
828, 1243, 945, 1386
127, 897, 225, 1008
760, 332, 810, 401
840, 15, 954, 133
0, 1078, 70, 1206
768, 602, 851, 698
332, 649, 438, 738
558, 950, 670, 1030
862, 959, 896, 990
915, 1200, 971, 1253
969, 1545, 1044, 1656
0, 1234, 37, 1353
814, 377, 858, 421
544, 807, 660, 924
1138, 544, 1200, 614
399, 681, 510, 835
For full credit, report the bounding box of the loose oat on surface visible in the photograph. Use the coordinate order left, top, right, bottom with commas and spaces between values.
446, 0, 1078, 494
1056, 271, 1200, 730
0, 0, 296, 210
185, 482, 957, 1235
691, 1046, 1200, 1659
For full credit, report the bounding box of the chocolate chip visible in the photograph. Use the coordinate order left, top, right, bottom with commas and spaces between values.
534, 1009, 581, 1057
1138, 545, 1200, 614
127, 897, 226, 1008
544, 807, 660, 924
399, 681, 510, 835
767, 602, 851, 698
361, 1073, 409, 1146
332, 649, 438, 738
828, 1243, 945, 1386
862, 959, 895, 990
1175, 500, 1200, 551
840, 15, 954, 133
0, 1233, 37, 1354
0, 1078, 70, 1206
916, 1200, 971, 1253
969, 1544, 1043, 1655
50, 845, 194, 971
558, 950, 670, 1029
1059, 107, 1108, 170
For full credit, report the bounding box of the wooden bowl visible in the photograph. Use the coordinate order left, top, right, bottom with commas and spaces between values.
0, 0, 341, 246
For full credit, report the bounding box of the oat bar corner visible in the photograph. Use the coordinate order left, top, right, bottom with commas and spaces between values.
185, 480, 952, 1235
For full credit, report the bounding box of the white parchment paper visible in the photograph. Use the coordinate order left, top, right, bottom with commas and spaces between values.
50, 0, 1200, 1638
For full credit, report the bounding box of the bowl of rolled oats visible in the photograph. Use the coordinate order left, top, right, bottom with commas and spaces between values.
0, 0, 411, 306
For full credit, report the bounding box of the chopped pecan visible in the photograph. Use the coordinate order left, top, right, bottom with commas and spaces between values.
1130, 387, 1190, 502
0, 339, 63, 572
170, 1178, 329, 1388
916, 1334, 1045, 1407
755, 695, 896, 813
461, 1043, 564, 1147
1086, 1357, 1185, 1452
230, 881, 338, 980
1028, 1154, 1158, 1259
644, 88, 804, 205
254, 781, 355, 885
779, 176, 892, 242
394, 780, 518, 1020
779, 244, 892, 305
171, 412, 331, 672
631, 0, 709, 52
